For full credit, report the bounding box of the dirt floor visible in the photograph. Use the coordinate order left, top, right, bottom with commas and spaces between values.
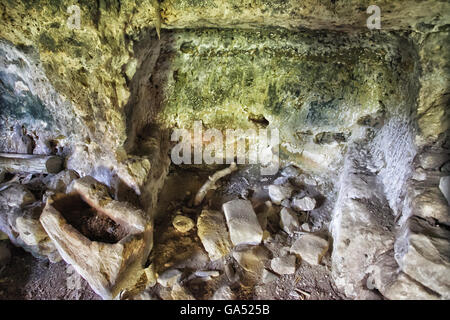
0, 242, 100, 300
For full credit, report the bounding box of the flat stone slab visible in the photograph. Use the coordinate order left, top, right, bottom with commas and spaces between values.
222, 199, 263, 246
290, 233, 328, 266
197, 210, 232, 260
271, 255, 296, 275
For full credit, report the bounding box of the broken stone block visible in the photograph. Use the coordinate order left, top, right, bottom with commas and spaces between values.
291, 196, 316, 212
410, 186, 450, 224
440, 176, 449, 205
271, 255, 296, 275
40, 176, 153, 300
395, 216, 450, 299
172, 215, 194, 233
0, 185, 60, 262
223, 199, 263, 246
268, 184, 293, 205
290, 234, 328, 266
261, 269, 279, 284
0, 183, 35, 209
279, 207, 300, 236
197, 210, 232, 260
232, 246, 270, 276
43, 169, 79, 193
281, 165, 302, 178
212, 285, 235, 300
158, 269, 182, 287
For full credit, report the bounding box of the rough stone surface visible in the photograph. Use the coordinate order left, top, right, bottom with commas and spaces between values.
223, 199, 263, 246
271, 255, 296, 275
40, 177, 153, 300
395, 217, 450, 299
279, 207, 300, 236
383, 273, 440, 300
291, 196, 316, 212
197, 210, 232, 261
291, 234, 328, 266
268, 184, 294, 205
261, 269, 279, 284
43, 170, 80, 193
0, 184, 60, 262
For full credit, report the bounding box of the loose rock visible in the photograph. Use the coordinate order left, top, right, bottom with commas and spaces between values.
261, 269, 279, 284
223, 199, 263, 246
197, 210, 232, 260
290, 234, 328, 265
279, 207, 300, 236
268, 184, 294, 205
271, 255, 296, 275
291, 196, 316, 212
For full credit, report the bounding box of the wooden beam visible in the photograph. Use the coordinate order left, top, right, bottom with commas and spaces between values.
0, 153, 64, 174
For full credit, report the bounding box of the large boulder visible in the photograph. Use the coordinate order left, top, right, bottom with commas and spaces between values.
40, 176, 153, 300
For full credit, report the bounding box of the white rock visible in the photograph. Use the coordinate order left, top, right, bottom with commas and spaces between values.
281, 165, 302, 178
439, 176, 449, 205
301, 223, 311, 232
212, 286, 235, 300
279, 207, 300, 235
223, 199, 263, 246
290, 234, 328, 265
158, 269, 182, 287
197, 210, 232, 260
291, 196, 316, 211
262, 269, 279, 284
172, 215, 195, 232
395, 216, 450, 299
268, 184, 294, 205
271, 255, 296, 275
